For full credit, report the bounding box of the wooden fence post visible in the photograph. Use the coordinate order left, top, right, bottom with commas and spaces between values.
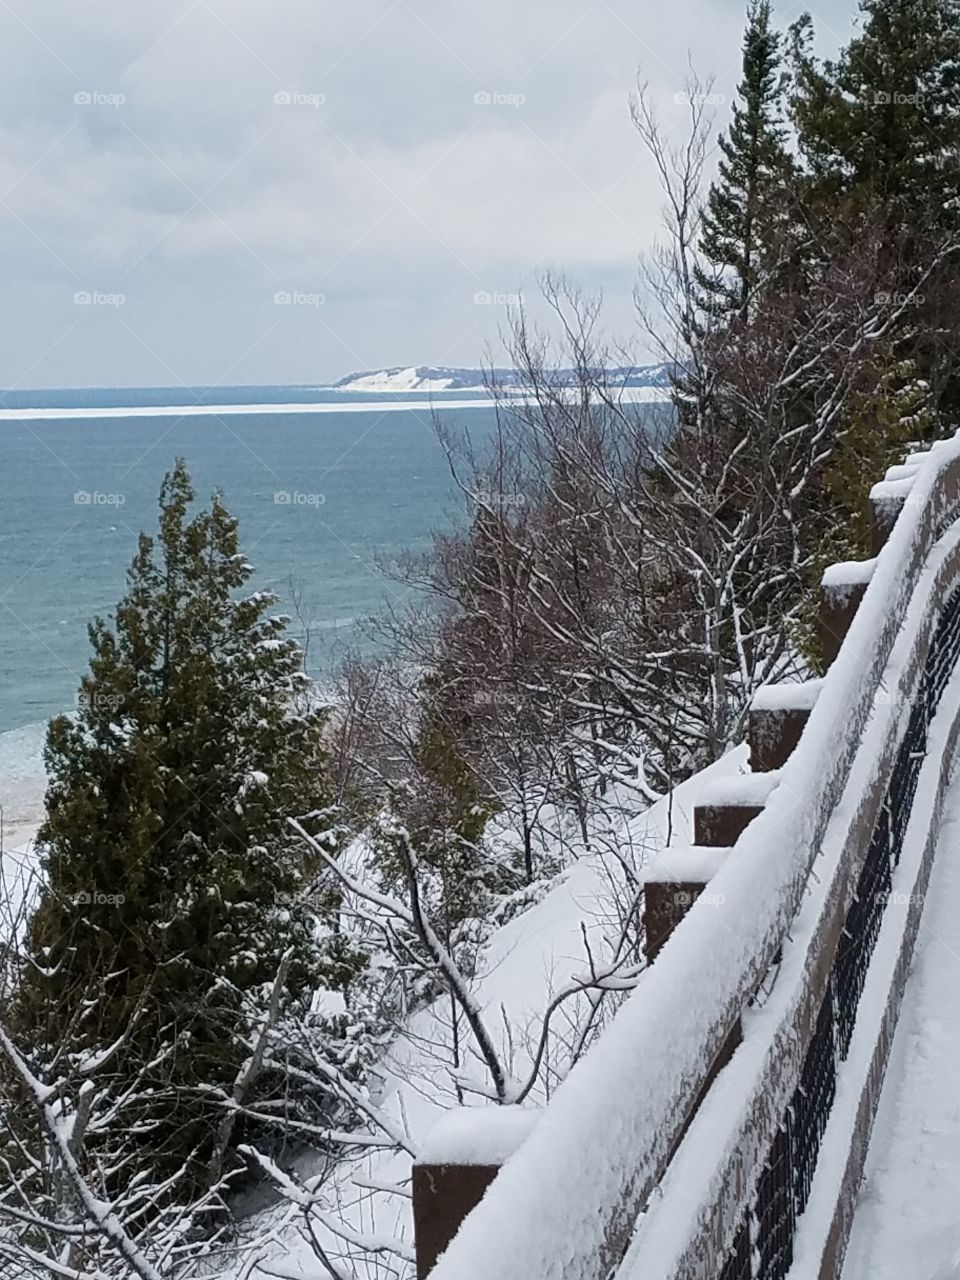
868, 468, 917, 556
412, 1108, 538, 1277
749, 680, 822, 772
821, 560, 875, 670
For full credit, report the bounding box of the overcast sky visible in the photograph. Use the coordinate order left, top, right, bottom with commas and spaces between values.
0, 0, 859, 389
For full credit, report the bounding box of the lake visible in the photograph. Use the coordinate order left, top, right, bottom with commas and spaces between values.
0, 387, 500, 734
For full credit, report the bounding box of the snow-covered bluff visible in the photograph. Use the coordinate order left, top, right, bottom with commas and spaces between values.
332, 364, 674, 394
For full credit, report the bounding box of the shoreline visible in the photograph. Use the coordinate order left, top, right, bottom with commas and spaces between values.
0, 721, 46, 855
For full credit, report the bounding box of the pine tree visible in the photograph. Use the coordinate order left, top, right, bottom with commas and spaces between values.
796, 350, 934, 667
791, 0, 960, 234
378, 665, 495, 928
790, 0, 960, 418
696, 0, 794, 318
14, 459, 339, 1200
823, 352, 933, 556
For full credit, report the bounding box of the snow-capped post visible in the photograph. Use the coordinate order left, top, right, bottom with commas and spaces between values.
646, 778, 779, 1056
820, 558, 876, 670
692, 772, 780, 846
748, 680, 822, 771
412, 1108, 538, 1278
644, 774, 780, 965
642, 846, 747, 1137
642, 861, 722, 962
868, 469, 917, 555
693, 795, 761, 847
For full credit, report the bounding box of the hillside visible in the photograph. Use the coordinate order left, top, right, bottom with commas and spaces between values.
332, 363, 673, 393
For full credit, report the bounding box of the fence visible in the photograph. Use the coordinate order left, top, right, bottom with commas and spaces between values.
418, 435, 960, 1280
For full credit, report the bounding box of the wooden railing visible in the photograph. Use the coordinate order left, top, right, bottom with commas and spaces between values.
416, 436, 960, 1280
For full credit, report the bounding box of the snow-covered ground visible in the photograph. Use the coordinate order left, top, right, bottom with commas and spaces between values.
334, 366, 478, 393
0, 702, 743, 1276
227, 747, 746, 1276
0, 722, 45, 841
332, 363, 673, 394
841, 776, 960, 1280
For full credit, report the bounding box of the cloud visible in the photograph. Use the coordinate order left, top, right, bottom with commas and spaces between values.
0, 0, 856, 387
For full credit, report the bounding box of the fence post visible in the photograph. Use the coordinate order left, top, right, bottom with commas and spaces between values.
412, 1108, 537, 1278
692, 774, 781, 849
749, 680, 822, 771
641, 777, 779, 1132
868, 472, 916, 556
643, 878, 714, 963
820, 560, 875, 670
644, 775, 778, 964
642, 859, 743, 1141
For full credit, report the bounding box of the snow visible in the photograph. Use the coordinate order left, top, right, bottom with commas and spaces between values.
869, 476, 916, 512
418, 1106, 539, 1167
903, 452, 934, 468
425, 432, 960, 1280
833, 776, 960, 1279
0, 387, 667, 423
881, 463, 920, 482
821, 558, 877, 588
642, 846, 727, 884
778, 678, 960, 1279
0, 399, 497, 421
311, 988, 347, 1018
223, 746, 746, 1276
751, 678, 822, 712
0, 720, 46, 927
335, 367, 467, 393
5, 426, 960, 1276
616, 544, 960, 1280
697, 771, 781, 807
332, 363, 673, 394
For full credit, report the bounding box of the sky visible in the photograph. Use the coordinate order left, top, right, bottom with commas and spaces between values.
0, 0, 860, 390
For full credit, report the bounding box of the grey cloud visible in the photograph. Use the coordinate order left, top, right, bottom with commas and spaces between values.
0, 0, 856, 388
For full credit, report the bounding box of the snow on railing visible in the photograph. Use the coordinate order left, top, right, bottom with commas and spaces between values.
618, 514, 960, 1280
425, 431, 960, 1280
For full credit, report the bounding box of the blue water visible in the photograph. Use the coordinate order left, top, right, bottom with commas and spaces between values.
0, 388, 499, 733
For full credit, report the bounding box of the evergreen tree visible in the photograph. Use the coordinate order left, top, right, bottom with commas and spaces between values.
791, 0, 960, 233
696, 0, 794, 318
14, 460, 338, 1200
790, 0, 960, 417
377, 665, 495, 929
796, 350, 934, 667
